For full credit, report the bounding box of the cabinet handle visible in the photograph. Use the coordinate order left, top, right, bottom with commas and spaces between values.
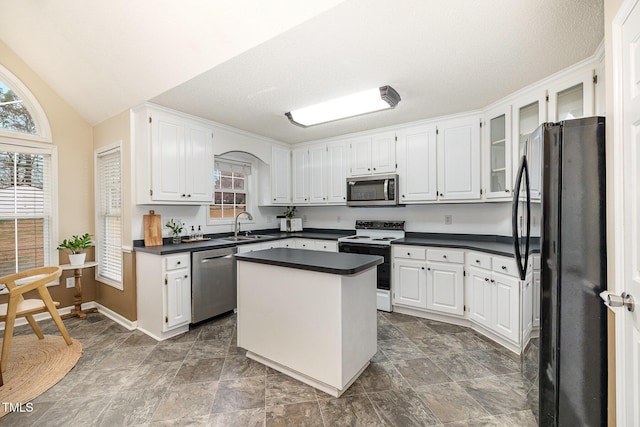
421, 267, 425, 270
373, 167, 377, 171
343, 197, 346, 200
505, 189, 510, 193
322, 197, 326, 200
407, 252, 411, 256
491, 279, 495, 283
501, 266, 507, 270
304, 198, 307, 201
184, 274, 188, 279
443, 255, 447, 259
427, 267, 431, 271
273, 198, 276, 201
187, 194, 191, 198
475, 259, 480, 264
367, 168, 371, 171
181, 194, 186, 197
485, 278, 489, 282
439, 192, 443, 197
177, 261, 181, 265
402, 194, 405, 198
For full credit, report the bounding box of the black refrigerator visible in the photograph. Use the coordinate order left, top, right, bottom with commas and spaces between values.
512, 116, 607, 426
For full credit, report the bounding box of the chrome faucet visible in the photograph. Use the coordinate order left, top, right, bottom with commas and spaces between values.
234, 211, 253, 238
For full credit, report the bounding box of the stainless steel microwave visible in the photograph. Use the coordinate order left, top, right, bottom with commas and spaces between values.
346, 174, 398, 206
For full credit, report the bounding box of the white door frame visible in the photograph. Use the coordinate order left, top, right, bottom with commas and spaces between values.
611, 0, 640, 425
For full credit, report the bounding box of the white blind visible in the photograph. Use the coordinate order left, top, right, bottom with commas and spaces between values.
0, 148, 51, 276
96, 147, 122, 287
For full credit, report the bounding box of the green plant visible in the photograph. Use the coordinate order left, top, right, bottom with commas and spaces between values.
165, 218, 184, 235
284, 206, 297, 219
56, 233, 93, 254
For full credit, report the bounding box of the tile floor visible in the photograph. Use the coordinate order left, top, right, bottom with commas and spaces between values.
3, 311, 539, 426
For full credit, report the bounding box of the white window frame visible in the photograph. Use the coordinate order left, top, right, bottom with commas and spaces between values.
0, 64, 52, 143
0, 139, 58, 293
94, 142, 123, 290
207, 157, 255, 226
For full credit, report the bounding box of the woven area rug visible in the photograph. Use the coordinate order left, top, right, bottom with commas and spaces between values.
0, 335, 82, 418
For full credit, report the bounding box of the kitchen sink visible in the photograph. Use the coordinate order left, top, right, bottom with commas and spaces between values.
220, 235, 272, 242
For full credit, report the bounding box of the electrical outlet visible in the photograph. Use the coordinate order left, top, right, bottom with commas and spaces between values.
66, 277, 75, 288
337, 216, 341, 223
303, 214, 308, 221
444, 215, 452, 225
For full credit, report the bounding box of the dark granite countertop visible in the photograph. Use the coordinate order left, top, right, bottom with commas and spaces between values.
393, 233, 540, 258
235, 247, 383, 275
133, 229, 352, 255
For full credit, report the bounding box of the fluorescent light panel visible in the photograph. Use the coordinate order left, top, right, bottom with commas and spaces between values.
286, 86, 400, 127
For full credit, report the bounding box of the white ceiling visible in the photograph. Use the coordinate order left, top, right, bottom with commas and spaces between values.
0, 0, 603, 144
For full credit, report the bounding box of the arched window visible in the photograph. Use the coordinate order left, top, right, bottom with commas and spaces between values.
0, 64, 56, 280
0, 64, 52, 142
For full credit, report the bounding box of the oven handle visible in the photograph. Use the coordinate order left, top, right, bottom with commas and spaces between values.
338, 242, 391, 251
384, 179, 389, 200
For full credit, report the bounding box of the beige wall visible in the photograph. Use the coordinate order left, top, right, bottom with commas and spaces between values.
0, 39, 95, 308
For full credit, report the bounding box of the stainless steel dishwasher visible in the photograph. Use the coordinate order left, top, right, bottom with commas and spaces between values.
191, 247, 237, 323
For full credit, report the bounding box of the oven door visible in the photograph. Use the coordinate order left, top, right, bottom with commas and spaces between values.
338, 242, 390, 290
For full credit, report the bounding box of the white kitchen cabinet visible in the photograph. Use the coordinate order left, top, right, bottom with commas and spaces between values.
547, 68, 595, 122
326, 141, 347, 204
483, 105, 512, 200
136, 251, 191, 340
512, 93, 546, 200
134, 106, 214, 204
314, 240, 338, 252
348, 133, 396, 176
271, 146, 292, 205
467, 255, 524, 345
397, 125, 438, 203
426, 261, 464, 316
308, 144, 327, 203
393, 258, 427, 309
436, 116, 481, 200
292, 147, 310, 204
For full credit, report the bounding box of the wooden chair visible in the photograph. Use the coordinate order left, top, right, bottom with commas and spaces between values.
0, 266, 72, 373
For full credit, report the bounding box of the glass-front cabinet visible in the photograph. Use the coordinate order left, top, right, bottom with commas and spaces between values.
483, 105, 512, 199
512, 93, 546, 200
547, 69, 594, 122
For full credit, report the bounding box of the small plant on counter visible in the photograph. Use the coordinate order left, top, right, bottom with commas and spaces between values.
284, 206, 297, 219
56, 233, 93, 254
165, 218, 184, 236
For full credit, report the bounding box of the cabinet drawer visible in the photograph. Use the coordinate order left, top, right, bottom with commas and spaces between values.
468, 252, 491, 270
295, 239, 314, 249
394, 246, 426, 260
165, 254, 190, 271
315, 240, 337, 252
492, 256, 519, 276
427, 249, 464, 264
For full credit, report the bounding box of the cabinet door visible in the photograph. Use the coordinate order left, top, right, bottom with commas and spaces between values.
295, 239, 313, 250
522, 273, 533, 338
371, 133, 396, 174
426, 262, 464, 316
326, 141, 347, 204
237, 243, 265, 253
393, 259, 427, 308
314, 240, 337, 252
468, 266, 492, 327
150, 112, 185, 201
292, 148, 309, 204
184, 122, 214, 202
437, 116, 481, 200
512, 94, 546, 200
533, 271, 541, 327
308, 144, 327, 203
398, 125, 437, 202
165, 269, 191, 329
547, 68, 594, 121
271, 146, 291, 204
349, 138, 372, 176
483, 105, 512, 199
493, 273, 521, 343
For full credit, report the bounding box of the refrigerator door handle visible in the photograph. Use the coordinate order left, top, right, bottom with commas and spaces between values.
512, 155, 531, 280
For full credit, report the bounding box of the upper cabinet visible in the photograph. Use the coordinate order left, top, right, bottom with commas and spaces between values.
348, 132, 396, 176
134, 105, 214, 205
270, 146, 292, 205
437, 116, 482, 200
290, 140, 348, 205
397, 125, 437, 202
547, 69, 595, 122
512, 93, 546, 200
482, 105, 512, 200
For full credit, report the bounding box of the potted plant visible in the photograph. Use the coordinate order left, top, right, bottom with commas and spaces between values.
57, 233, 93, 266
165, 218, 184, 244
284, 206, 297, 232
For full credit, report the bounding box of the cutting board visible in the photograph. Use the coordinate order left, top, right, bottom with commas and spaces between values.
143, 210, 163, 246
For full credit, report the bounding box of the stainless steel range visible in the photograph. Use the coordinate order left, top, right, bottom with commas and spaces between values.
338, 220, 405, 312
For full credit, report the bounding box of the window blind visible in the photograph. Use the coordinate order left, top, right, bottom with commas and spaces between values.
0, 149, 51, 277
96, 147, 122, 287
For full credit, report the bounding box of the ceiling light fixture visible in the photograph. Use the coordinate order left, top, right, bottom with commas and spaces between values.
285, 85, 401, 127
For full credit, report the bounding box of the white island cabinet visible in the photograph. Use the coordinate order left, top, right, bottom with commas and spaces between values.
236, 248, 381, 397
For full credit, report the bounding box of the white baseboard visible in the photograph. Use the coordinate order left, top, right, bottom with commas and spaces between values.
0, 301, 137, 332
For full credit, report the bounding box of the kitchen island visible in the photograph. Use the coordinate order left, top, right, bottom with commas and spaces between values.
236, 248, 382, 397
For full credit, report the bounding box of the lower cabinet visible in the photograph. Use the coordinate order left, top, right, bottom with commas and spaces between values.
136, 251, 191, 341
237, 238, 337, 253
392, 246, 464, 316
